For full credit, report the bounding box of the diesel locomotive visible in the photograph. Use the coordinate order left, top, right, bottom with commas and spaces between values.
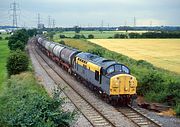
35, 36, 137, 104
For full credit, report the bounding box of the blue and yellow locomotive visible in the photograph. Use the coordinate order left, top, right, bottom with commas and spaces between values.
35, 37, 137, 104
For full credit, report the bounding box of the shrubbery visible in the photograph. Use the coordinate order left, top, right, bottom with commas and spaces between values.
87, 47, 105, 57
59, 40, 65, 45
0, 37, 2, 40
59, 34, 66, 38
8, 29, 29, 51
0, 72, 76, 126
6, 50, 29, 76
114, 33, 128, 38
73, 34, 86, 39
88, 34, 94, 39
5, 36, 9, 40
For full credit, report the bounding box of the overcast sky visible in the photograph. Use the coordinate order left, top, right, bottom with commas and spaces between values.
0, 0, 180, 27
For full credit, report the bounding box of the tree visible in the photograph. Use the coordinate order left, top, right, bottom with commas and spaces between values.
88, 34, 94, 39
27, 29, 37, 37
5, 37, 9, 40
47, 32, 55, 41
114, 33, 120, 38
6, 50, 29, 76
59, 34, 66, 38
129, 33, 140, 38
74, 26, 81, 33
11, 40, 25, 51
8, 29, 29, 51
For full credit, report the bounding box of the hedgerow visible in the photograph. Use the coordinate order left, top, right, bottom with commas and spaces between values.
0, 72, 76, 126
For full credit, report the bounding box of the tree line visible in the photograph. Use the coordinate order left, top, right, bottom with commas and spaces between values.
113, 31, 180, 39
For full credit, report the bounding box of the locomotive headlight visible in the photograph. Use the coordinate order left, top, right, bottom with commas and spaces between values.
125, 87, 128, 91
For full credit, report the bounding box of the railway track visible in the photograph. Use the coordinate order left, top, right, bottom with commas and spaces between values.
117, 105, 163, 127
29, 39, 162, 127
29, 40, 115, 127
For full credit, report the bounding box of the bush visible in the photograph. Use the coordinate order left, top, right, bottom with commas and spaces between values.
59, 34, 66, 38
87, 47, 105, 57
6, 50, 29, 76
59, 40, 65, 45
73, 34, 81, 39
73, 34, 86, 39
114, 33, 127, 38
175, 104, 180, 116
165, 81, 180, 106
74, 26, 81, 33
114, 33, 120, 38
0, 37, 2, 40
27, 29, 37, 37
137, 70, 165, 95
5, 36, 9, 40
10, 40, 25, 51
137, 60, 154, 69
0, 72, 76, 126
8, 29, 29, 50
129, 33, 140, 38
88, 34, 94, 39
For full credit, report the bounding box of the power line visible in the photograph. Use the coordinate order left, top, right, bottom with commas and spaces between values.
9, 0, 20, 27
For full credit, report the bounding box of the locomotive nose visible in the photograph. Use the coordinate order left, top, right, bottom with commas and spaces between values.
110, 74, 137, 95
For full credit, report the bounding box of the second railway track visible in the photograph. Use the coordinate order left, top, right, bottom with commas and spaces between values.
117, 105, 163, 127
29, 39, 162, 127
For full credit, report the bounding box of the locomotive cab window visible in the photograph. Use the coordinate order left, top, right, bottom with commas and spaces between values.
122, 65, 130, 74
106, 66, 115, 74
115, 64, 122, 72
95, 71, 99, 81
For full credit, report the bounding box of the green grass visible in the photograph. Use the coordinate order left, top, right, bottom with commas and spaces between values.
0, 39, 9, 91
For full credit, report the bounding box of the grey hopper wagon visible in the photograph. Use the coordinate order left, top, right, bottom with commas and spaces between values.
60, 47, 81, 65
52, 44, 65, 58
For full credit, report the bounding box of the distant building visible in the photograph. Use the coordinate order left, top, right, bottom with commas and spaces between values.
37, 23, 45, 29
0, 29, 7, 33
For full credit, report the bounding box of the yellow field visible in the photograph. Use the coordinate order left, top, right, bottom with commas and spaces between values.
89, 39, 180, 74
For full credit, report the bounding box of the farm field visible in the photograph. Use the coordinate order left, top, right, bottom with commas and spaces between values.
89, 39, 180, 74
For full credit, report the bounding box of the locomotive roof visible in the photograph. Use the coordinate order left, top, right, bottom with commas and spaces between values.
76, 52, 117, 69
